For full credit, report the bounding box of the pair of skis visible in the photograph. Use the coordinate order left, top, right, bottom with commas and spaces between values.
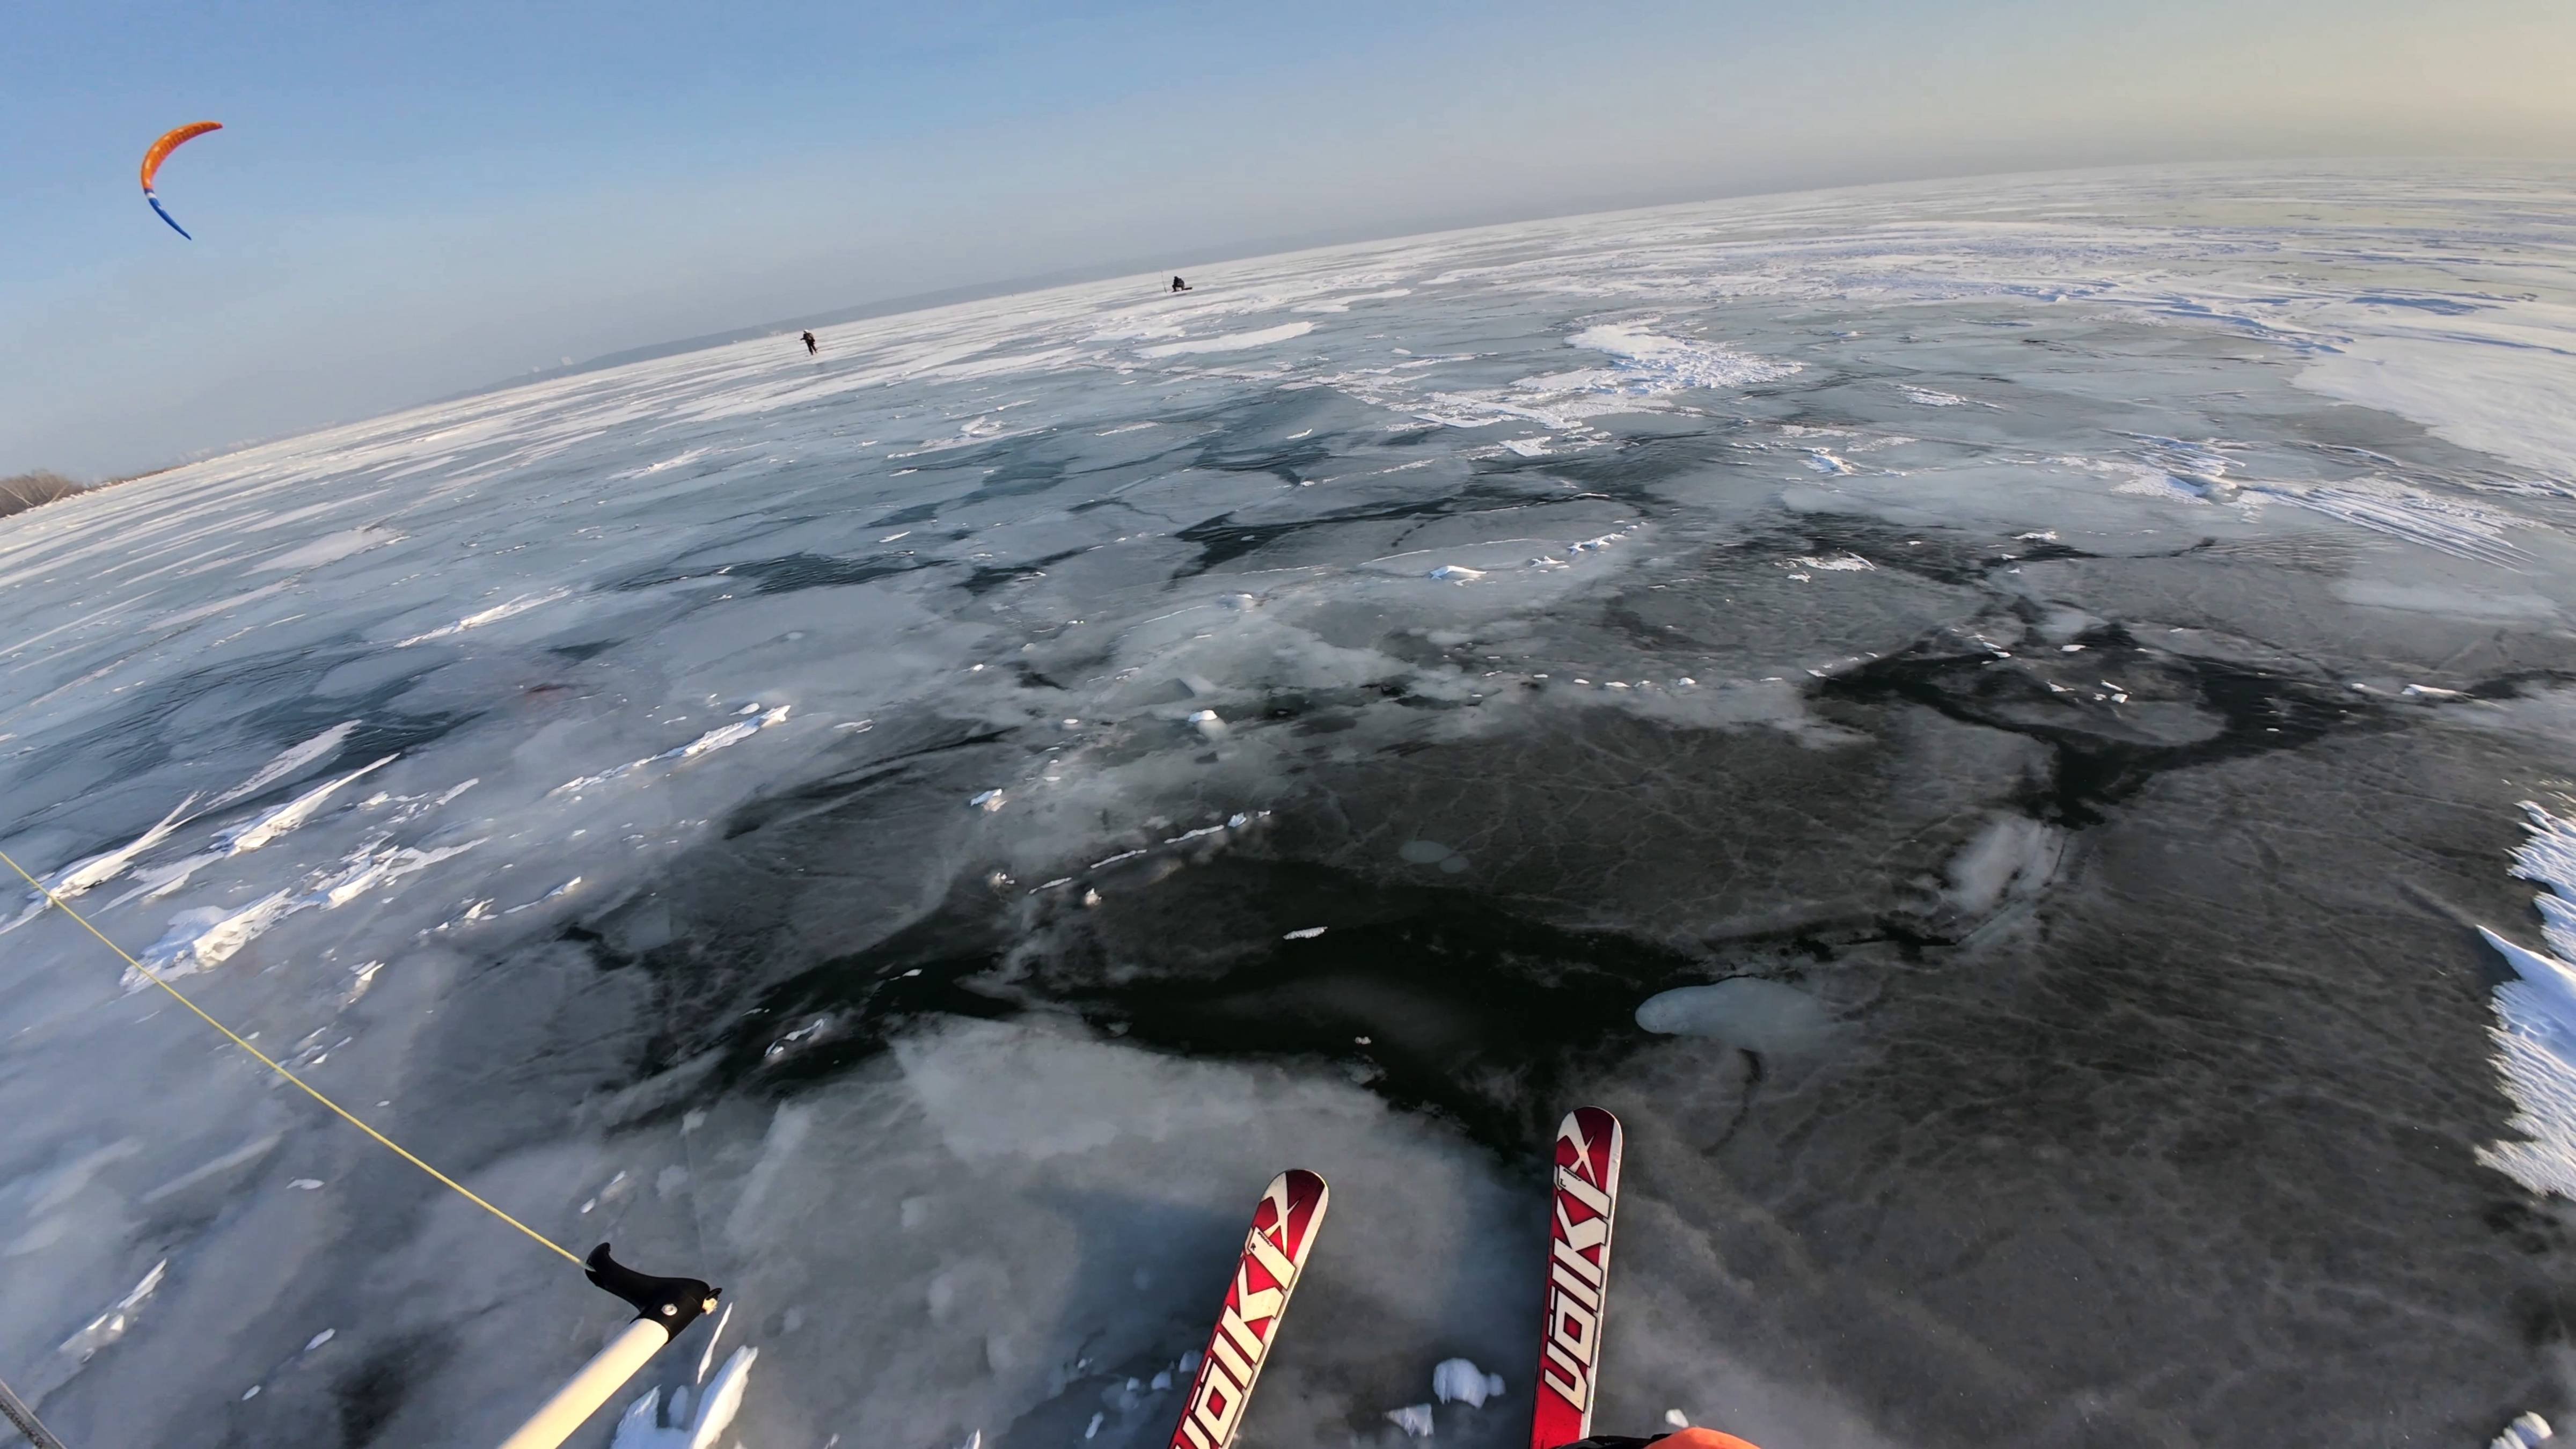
1164, 1107, 1625, 1449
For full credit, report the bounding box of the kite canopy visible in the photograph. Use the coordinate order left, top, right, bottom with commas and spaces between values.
140, 120, 222, 239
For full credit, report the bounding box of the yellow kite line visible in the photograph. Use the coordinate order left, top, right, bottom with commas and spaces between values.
0, 847, 581, 1267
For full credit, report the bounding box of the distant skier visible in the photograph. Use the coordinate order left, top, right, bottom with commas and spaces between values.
800, 330, 818, 356
1170, 275, 1191, 293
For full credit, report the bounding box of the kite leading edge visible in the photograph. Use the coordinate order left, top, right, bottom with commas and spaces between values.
140, 120, 223, 240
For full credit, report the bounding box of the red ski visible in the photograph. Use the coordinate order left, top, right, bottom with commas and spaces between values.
1168, 1169, 1331, 1449
1531, 1108, 1624, 1449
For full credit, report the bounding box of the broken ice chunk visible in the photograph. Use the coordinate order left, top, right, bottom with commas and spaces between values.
2497, 1411, 2555, 1448
611, 1344, 758, 1449
60, 1260, 168, 1362
969, 789, 1006, 811
1432, 1358, 1505, 1407
1284, 926, 1328, 940
1385, 1404, 1436, 1438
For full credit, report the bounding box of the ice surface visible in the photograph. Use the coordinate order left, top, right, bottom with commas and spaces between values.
6, 163, 2576, 1447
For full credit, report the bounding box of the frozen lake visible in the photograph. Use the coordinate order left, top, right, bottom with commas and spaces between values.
7, 161, 2576, 1448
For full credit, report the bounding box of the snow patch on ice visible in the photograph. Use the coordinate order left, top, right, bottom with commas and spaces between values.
1292, 288, 1414, 313
1567, 320, 1799, 393
1944, 814, 2065, 914
611, 447, 715, 480
395, 589, 573, 647
1788, 552, 1874, 573
45, 796, 197, 897
1637, 978, 1838, 1055
126, 836, 482, 989
2477, 802, 2576, 1199
2262, 481, 2530, 567
2301, 327, 2576, 482
223, 755, 396, 853
58, 1258, 167, 1363
552, 706, 792, 796
1137, 322, 1316, 358
133, 892, 308, 985
205, 722, 361, 813
2, 794, 200, 933
253, 527, 402, 573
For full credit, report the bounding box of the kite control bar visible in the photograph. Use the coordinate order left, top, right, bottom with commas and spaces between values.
493, 1244, 719, 1449
0, 1371, 68, 1449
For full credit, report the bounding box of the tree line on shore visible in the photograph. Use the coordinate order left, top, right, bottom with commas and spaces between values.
0, 468, 172, 519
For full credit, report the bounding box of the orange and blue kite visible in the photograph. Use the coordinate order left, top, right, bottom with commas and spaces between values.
141, 121, 222, 239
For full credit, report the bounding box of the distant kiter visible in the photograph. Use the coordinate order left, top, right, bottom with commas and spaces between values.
801, 330, 818, 356
1170, 275, 1191, 294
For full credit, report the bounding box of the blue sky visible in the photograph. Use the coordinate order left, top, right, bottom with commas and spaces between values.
6, 0, 2572, 477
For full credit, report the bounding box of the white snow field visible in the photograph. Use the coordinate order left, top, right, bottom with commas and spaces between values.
6, 161, 2576, 1447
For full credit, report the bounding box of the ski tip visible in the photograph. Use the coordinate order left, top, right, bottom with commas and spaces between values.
1168, 1171, 1332, 1449
1554, 1107, 1623, 1176
1248, 1169, 1330, 1269
1262, 1160, 1329, 1206
1557, 1106, 1622, 1135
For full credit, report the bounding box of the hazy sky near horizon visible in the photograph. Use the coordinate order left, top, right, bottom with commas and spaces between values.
6, 0, 2573, 477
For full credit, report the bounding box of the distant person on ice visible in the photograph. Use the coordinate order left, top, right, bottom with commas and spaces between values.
1170, 275, 1191, 293
801, 330, 818, 355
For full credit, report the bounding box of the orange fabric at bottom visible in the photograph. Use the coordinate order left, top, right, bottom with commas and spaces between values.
1656, 1431, 1762, 1449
